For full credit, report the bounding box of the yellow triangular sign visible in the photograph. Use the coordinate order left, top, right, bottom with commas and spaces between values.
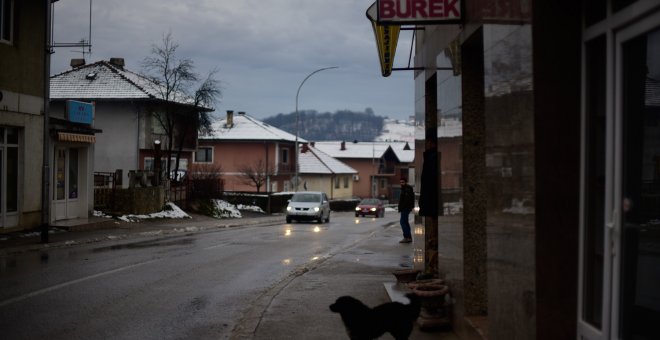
367, 2, 400, 77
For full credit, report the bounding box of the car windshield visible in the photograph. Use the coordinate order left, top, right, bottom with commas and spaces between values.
291, 193, 321, 203
360, 199, 380, 205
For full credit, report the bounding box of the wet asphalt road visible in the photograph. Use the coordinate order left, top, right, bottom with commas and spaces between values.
0, 212, 398, 340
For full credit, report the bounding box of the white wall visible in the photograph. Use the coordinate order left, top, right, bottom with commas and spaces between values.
93, 102, 140, 188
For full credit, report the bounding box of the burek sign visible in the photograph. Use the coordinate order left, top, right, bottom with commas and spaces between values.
377, 0, 462, 24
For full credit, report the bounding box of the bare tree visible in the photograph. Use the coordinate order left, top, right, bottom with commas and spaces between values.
189, 163, 224, 199
189, 163, 223, 181
142, 32, 221, 180
238, 160, 275, 193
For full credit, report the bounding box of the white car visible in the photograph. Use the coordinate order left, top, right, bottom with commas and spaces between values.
286, 191, 331, 223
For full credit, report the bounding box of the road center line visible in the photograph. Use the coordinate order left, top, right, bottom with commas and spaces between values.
0, 259, 159, 307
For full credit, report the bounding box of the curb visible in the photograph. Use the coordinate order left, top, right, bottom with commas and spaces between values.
0, 215, 285, 257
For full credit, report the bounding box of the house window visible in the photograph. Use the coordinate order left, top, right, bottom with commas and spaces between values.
334, 177, 340, 189
194, 147, 213, 163
0, 0, 12, 44
151, 114, 166, 134
144, 157, 187, 171
282, 148, 289, 164
343, 176, 349, 188
380, 179, 387, 189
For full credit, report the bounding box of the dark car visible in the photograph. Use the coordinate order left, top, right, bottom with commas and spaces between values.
355, 198, 385, 218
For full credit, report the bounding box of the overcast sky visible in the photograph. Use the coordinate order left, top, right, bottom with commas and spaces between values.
50, 0, 415, 120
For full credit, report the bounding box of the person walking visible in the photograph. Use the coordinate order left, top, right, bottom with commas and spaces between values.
397, 178, 415, 243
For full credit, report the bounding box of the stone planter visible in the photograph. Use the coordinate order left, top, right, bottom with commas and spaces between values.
406, 278, 445, 290
392, 269, 421, 283
412, 284, 451, 331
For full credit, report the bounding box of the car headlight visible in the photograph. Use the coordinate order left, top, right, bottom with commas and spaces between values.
370, 207, 377, 212
287, 206, 292, 211
313, 206, 320, 212
355, 207, 361, 211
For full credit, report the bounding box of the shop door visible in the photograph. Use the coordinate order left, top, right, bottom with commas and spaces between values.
612, 16, 660, 340
0, 127, 19, 229
53, 147, 80, 220
0, 147, 3, 228
579, 10, 660, 340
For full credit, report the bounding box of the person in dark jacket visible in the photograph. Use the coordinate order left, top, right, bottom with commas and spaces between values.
397, 178, 415, 243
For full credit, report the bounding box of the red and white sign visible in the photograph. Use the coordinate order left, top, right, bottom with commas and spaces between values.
377, 0, 462, 24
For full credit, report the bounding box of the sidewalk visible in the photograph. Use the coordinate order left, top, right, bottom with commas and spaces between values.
230, 215, 459, 340
0, 211, 283, 257
1, 212, 459, 339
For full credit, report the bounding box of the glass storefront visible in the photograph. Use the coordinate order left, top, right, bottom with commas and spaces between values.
580, 5, 660, 340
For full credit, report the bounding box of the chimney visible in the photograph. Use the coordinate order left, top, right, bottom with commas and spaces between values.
70, 58, 86, 68
226, 110, 234, 128
301, 143, 309, 153
310, 142, 315, 147
340, 141, 346, 151
109, 58, 125, 69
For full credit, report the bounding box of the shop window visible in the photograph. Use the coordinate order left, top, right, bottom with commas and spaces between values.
0, 127, 19, 214
619, 26, 660, 340
68, 149, 78, 199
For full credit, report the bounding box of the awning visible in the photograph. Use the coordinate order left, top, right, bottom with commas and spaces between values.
57, 132, 96, 143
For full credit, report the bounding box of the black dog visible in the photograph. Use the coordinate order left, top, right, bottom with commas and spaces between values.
329, 294, 420, 340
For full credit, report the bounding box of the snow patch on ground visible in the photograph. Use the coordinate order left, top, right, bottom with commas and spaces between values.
211, 200, 242, 218
236, 204, 265, 213
117, 202, 191, 222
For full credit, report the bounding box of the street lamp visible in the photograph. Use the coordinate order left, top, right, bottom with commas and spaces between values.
294, 66, 338, 191
154, 139, 161, 186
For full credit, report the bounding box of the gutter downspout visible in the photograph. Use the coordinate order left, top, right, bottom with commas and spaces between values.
41, 0, 52, 243
331, 175, 334, 199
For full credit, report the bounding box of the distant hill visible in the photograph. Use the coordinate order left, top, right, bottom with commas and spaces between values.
263, 109, 411, 142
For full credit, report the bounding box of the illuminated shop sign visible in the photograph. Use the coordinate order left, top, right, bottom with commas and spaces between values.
376, 0, 462, 24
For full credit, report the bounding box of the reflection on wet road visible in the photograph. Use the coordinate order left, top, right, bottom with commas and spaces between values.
0, 212, 398, 339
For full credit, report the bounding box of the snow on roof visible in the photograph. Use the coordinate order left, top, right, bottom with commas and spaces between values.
201, 113, 306, 143
299, 146, 357, 175
313, 141, 390, 159
50, 60, 207, 109
388, 141, 415, 163
313, 140, 414, 163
